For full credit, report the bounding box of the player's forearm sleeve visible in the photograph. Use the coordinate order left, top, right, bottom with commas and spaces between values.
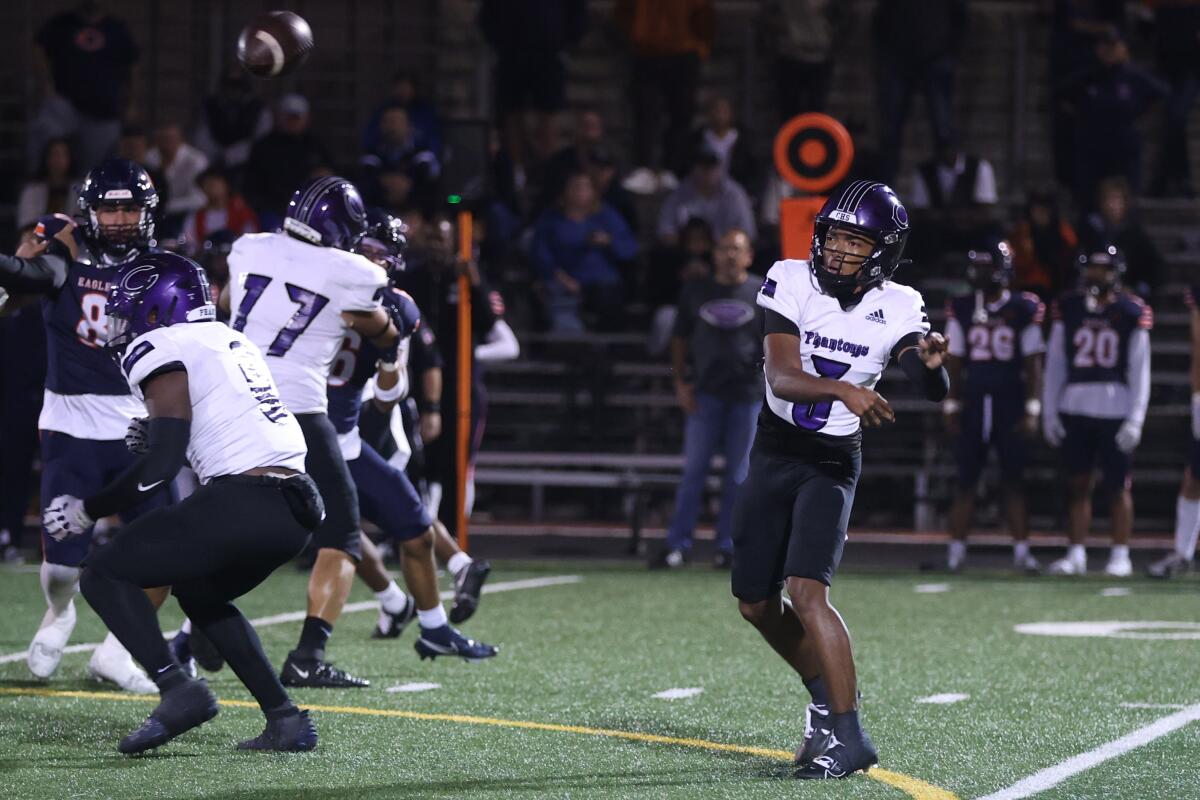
475, 319, 520, 362
898, 348, 949, 401
0, 253, 68, 292
1042, 322, 1066, 418
1127, 328, 1151, 428
84, 417, 190, 519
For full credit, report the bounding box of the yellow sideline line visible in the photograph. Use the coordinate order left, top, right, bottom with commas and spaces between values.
0, 686, 959, 800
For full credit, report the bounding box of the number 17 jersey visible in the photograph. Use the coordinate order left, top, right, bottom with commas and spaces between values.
228, 232, 387, 415
757, 259, 930, 437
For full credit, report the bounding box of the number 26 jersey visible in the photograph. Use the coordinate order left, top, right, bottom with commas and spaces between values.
757, 259, 930, 437
228, 232, 387, 415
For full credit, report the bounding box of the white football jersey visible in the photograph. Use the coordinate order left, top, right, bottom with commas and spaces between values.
757, 259, 930, 436
228, 232, 387, 414
121, 321, 307, 483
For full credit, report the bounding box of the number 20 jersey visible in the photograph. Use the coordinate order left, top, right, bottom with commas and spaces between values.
228, 232, 387, 415
757, 259, 930, 437
1052, 290, 1152, 385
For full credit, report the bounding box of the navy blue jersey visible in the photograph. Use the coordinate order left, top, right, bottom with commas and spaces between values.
945, 291, 1045, 394
1053, 291, 1153, 384
327, 331, 390, 435
41, 258, 132, 396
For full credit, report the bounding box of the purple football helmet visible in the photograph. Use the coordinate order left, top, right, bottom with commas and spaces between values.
105, 252, 216, 360
810, 180, 910, 300
283, 176, 368, 251
354, 208, 408, 274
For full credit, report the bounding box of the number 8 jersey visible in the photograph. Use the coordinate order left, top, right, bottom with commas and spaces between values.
228, 232, 387, 415
757, 259, 931, 436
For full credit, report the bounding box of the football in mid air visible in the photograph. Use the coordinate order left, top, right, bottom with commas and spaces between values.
237, 11, 314, 78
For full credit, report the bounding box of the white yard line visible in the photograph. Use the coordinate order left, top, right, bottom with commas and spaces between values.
386, 682, 441, 693
916, 693, 969, 705
975, 703, 1200, 800
1119, 702, 1188, 710
0, 575, 581, 665
914, 583, 951, 594
652, 687, 703, 700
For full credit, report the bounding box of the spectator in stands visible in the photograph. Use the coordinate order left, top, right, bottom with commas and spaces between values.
906, 140, 1001, 263
193, 63, 272, 182
243, 94, 333, 228
360, 105, 441, 209
647, 217, 716, 355
1080, 177, 1163, 299
145, 121, 209, 239
0, 226, 47, 563
1148, 2, 1200, 198
531, 172, 639, 333
17, 138, 81, 229
180, 168, 259, 255
363, 69, 443, 159
196, 229, 236, 310
684, 95, 756, 191
30, 1, 140, 170
764, 0, 846, 119
116, 124, 169, 226
1009, 188, 1079, 300
583, 147, 638, 233
540, 108, 611, 213
652, 229, 762, 570
616, 0, 716, 195
1049, 0, 1128, 190
479, 0, 588, 176
873, 0, 966, 183
657, 148, 757, 247
1059, 29, 1168, 208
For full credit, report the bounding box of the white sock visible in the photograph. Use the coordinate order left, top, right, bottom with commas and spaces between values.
180, 618, 193, 635
375, 581, 409, 615
1068, 544, 1087, 565
40, 561, 80, 619
447, 552, 473, 577
417, 604, 448, 630
1174, 496, 1200, 559
947, 539, 966, 567
1110, 545, 1130, 561
1013, 541, 1030, 561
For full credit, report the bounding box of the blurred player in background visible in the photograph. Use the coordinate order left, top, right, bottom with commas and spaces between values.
0, 160, 174, 693
1148, 282, 1200, 578
734, 182, 949, 779
1042, 246, 1151, 577
221, 176, 403, 688
939, 243, 1045, 573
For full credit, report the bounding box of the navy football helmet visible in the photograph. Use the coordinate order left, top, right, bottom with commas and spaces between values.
105, 252, 216, 361
283, 176, 368, 251
1078, 245, 1126, 296
354, 209, 408, 274
810, 180, 910, 300
78, 159, 159, 263
966, 241, 1013, 291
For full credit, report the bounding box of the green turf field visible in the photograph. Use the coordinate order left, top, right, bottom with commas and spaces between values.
0, 559, 1197, 799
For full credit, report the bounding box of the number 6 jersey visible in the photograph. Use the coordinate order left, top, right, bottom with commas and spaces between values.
757, 259, 930, 437
228, 232, 388, 415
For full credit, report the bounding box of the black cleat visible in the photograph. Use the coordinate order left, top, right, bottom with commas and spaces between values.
118, 679, 219, 755
449, 560, 491, 624
794, 731, 878, 780
414, 625, 498, 662
372, 595, 417, 639
712, 550, 733, 570
238, 709, 318, 752
280, 654, 369, 688
793, 703, 832, 767
190, 627, 225, 673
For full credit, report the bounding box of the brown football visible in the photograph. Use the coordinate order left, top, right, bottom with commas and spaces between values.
237, 11, 314, 78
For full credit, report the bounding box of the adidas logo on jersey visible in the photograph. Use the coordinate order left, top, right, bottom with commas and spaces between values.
865, 308, 886, 324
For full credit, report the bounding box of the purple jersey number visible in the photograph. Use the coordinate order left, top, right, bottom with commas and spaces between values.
792, 355, 851, 431
231, 273, 331, 357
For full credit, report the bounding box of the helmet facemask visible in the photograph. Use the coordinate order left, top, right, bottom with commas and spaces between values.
810, 221, 887, 302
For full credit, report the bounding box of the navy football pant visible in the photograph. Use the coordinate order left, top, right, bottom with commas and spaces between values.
39, 431, 173, 567
349, 440, 432, 542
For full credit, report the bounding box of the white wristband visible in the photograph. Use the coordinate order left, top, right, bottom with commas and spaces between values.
378, 361, 401, 374
373, 381, 404, 403
1024, 398, 1042, 417
942, 399, 961, 414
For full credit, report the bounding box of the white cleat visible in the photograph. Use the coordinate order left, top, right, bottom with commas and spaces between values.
1048, 557, 1086, 576
1104, 553, 1133, 578
88, 640, 158, 694
27, 601, 78, 679
1014, 553, 1042, 575
1147, 552, 1192, 579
